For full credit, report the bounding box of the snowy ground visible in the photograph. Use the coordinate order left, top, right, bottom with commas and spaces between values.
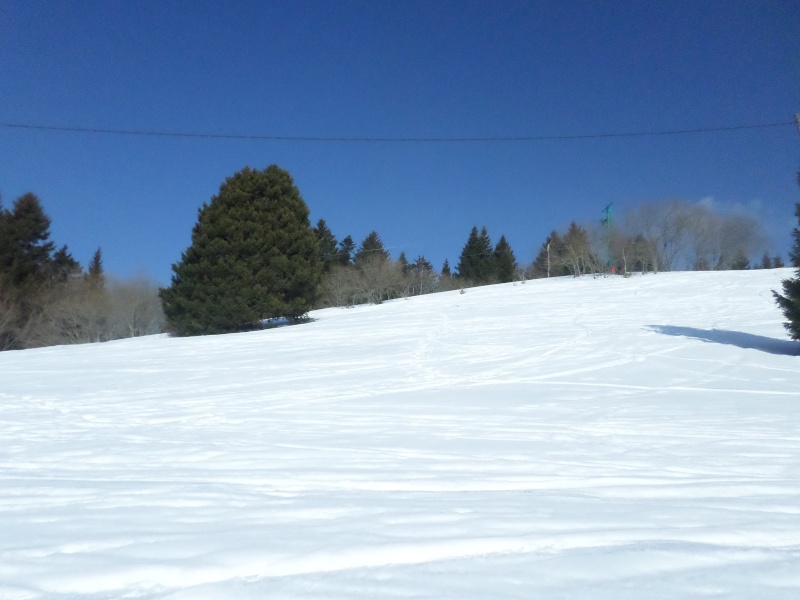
1, 269, 799, 599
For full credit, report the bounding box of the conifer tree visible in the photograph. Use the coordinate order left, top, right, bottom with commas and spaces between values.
337, 235, 356, 266
412, 255, 434, 273
50, 245, 81, 283
532, 231, 567, 278
313, 219, 339, 272
0, 193, 62, 349
87, 247, 105, 287
397, 251, 410, 275
773, 203, 800, 340
2, 193, 55, 288
441, 259, 451, 279
562, 222, 596, 276
411, 255, 437, 295
456, 226, 494, 283
159, 165, 322, 336
354, 231, 389, 266
493, 235, 518, 283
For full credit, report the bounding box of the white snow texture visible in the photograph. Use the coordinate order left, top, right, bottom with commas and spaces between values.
1, 269, 799, 599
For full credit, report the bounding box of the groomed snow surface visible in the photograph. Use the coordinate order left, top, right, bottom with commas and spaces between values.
2, 269, 799, 599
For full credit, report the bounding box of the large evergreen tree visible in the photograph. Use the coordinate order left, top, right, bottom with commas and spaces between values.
0, 193, 80, 349
159, 165, 322, 336
493, 235, 518, 283
456, 226, 494, 283
773, 203, 800, 341
1, 193, 55, 288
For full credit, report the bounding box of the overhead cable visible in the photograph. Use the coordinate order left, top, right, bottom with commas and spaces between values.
0, 120, 793, 143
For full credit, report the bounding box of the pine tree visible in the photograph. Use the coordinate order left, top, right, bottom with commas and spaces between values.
774, 255, 785, 268
493, 235, 518, 283
456, 226, 494, 283
337, 235, 356, 266
354, 231, 389, 266
761, 252, 773, 270
531, 231, 565, 278
477, 227, 494, 279
313, 219, 339, 272
412, 255, 434, 273
2, 193, 55, 287
773, 203, 800, 340
562, 222, 596, 276
397, 251, 410, 275
441, 259, 451, 279
159, 165, 322, 336
410, 255, 437, 295
50, 245, 82, 282
87, 247, 105, 287
0, 193, 60, 349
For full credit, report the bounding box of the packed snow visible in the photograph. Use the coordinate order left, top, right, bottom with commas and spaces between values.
1, 269, 799, 599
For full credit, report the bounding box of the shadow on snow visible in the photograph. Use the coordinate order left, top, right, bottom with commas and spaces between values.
648, 325, 799, 356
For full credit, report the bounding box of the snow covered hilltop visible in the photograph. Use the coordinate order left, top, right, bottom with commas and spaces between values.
1, 269, 799, 599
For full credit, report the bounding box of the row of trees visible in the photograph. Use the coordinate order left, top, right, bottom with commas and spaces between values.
313, 222, 520, 308
7, 165, 795, 344
316, 226, 452, 307
0, 193, 164, 350
529, 199, 772, 278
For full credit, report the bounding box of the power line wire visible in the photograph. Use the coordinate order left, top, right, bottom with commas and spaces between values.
0, 120, 794, 143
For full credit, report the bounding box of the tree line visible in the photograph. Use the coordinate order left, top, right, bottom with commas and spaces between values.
0, 193, 164, 350
313, 223, 520, 309
3, 164, 795, 346
529, 200, 774, 279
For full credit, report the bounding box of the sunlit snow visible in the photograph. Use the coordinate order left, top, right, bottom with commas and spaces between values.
2, 269, 799, 599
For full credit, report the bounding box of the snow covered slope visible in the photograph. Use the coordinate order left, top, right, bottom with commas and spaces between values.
1, 269, 799, 599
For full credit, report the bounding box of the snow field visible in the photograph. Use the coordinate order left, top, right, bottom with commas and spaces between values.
1, 269, 799, 598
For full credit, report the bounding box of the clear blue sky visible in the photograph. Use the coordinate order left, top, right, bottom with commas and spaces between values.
2, 0, 798, 284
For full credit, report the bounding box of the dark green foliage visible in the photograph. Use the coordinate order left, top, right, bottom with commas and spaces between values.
774, 255, 785, 268
87, 247, 104, 286
531, 231, 566, 278
1, 193, 55, 288
159, 165, 322, 336
493, 235, 517, 283
397, 251, 409, 274
531, 224, 598, 278
761, 252, 773, 270
50, 245, 82, 282
1, 193, 58, 349
313, 219, 339, 272
354, 231, 389, 266
773, 203, 800, 340
337, 235, 356, 266
441, 259, 451, 278
456, 226, 494, 283
412, 255, 434, 274
0, 193, 98, 349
